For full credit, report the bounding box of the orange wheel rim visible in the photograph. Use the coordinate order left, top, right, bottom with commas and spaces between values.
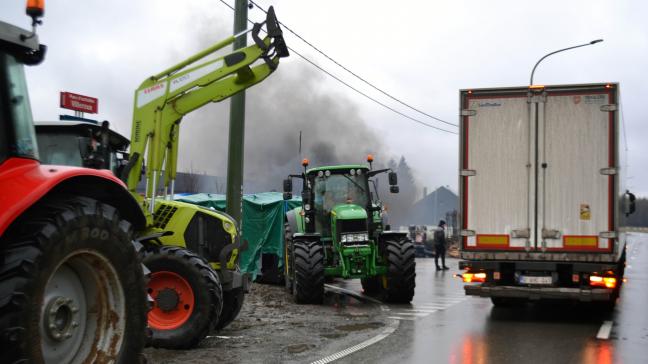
147, 271, 195, 330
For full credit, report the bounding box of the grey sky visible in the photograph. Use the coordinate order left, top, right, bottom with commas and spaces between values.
2, 0, 646, 196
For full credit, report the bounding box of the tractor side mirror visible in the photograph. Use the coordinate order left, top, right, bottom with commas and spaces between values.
625, 191, 636, 216
390, 185, 399, 194
283, 178, 292, 193
388, 172, 398, 185
282, 178, 293, 200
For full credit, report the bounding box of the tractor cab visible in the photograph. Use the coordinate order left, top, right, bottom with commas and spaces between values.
0, 23, 44, 166
34, 119, 130, 176
307, 165, 371, 241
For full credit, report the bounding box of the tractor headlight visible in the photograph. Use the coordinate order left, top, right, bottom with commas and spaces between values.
304, 203, 311, 211
223, 221, 233, 231
341, 233, 368, 243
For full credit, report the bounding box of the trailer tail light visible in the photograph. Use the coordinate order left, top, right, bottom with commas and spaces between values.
572, 274, 580, 283
493, 272, 501, 280
589, 275, 617, 289
462, 272, 486, 283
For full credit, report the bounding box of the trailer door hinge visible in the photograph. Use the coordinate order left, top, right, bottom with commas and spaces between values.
599, 231, 617, 239
460, 229, 476, 237
600, 167, 617, 175
511, 228, 530, 239
461, 109, 476, 117
542, 228, 561, 239
600, 104, 617, 112
460, 169, 476, 177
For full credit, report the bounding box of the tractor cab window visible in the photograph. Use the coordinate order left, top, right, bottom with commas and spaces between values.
0, 53, 38, 160
312, 171, 369, 236
36, 132, 84, 167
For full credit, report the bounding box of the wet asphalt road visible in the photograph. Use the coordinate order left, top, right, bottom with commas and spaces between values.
325, 233, 648, 364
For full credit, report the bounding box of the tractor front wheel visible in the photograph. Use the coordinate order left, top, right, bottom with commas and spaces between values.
380, 238, 416, 303
292, 240, 325, 304
143, 245, 223, 349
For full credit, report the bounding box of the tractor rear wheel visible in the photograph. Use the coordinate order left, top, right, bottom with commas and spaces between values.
292, 240, 325, 304
380, 238, 416, 303
143, 245, 223, 349
0, 196, 147, 363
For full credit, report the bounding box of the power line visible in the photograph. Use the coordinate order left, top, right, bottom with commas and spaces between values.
216, 0, 457, 134
249, 0, 457, 128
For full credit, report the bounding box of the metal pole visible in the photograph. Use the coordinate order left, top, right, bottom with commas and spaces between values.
225, 0, 248, 223
529, 39, 603, 85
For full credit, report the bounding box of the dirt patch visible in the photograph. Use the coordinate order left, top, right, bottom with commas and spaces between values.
144, 282, 389, 363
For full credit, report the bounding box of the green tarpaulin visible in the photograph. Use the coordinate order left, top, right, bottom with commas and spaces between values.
176, 192, 301, 279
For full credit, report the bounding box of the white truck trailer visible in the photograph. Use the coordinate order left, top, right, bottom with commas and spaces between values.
457, 83, 636, 306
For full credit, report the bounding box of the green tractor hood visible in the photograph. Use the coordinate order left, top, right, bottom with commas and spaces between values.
331, 204, 368, 221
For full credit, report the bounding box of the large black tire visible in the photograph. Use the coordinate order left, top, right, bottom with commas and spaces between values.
292, 240, 325, 304
490, 297, 526, 307
361, 276, 381, 295
284, 222, 293, 292
0, 196, 147, 364
215, 287, 245, 330
381, 239, 416, 303
142, 245, 223, 349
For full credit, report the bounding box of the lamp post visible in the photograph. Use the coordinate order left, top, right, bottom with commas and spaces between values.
529, 39, 603, 85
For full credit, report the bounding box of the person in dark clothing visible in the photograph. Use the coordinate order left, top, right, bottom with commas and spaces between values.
434, 220, 449, 271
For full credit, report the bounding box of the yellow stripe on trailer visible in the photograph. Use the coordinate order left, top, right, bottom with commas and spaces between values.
564, 236, 598, 247
476, 235, 509, 246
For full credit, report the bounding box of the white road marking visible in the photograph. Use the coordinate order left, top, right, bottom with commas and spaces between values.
387, 316, 416, 321
596, 320, 614, 340
403, 309, 438, 313
310, 318, 399, 364
391, 312, 429, 316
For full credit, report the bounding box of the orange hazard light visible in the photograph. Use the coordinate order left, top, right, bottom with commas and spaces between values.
26, 0, 44, 17
301, 158, 309, 167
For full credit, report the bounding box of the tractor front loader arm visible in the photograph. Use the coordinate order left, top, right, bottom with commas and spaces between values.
125, 6, 288, 217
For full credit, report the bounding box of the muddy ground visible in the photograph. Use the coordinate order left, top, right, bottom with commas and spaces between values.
144, 281, 390, 363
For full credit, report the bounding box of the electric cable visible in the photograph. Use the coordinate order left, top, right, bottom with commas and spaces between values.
249, 0, 457, 128
216, 0, 457, 134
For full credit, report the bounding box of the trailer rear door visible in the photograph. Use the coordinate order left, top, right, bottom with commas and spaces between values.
538, 87, 616, 252
461, 93, 533, 251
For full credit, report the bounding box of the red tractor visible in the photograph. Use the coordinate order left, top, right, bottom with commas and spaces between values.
0, 3, 147, 363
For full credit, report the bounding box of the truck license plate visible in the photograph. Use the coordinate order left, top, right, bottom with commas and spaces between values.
519, 275, 552, 285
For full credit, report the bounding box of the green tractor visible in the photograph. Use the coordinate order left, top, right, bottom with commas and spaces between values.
282, 156, 416, 304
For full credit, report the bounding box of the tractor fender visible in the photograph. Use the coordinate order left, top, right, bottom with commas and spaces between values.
378, 231, 409, 245
285, 209, 299, 235
0, 158, 145, 236
292, 233, 321, 244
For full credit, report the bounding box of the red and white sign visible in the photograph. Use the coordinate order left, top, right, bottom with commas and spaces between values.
60, 92, 99, 114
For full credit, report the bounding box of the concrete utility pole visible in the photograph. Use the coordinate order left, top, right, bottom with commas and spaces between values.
225, 0, 248, 224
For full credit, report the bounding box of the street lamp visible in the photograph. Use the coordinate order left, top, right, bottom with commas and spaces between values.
529, 39, 603, 85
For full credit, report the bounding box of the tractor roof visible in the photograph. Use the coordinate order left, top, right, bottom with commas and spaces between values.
35, 120, 130, 150
306, 164, 369, 175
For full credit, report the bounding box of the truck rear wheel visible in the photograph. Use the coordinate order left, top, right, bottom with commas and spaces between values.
381, 239, 416, 303
0, 196, 147, 363
142, 245, 223, 349
292, 240, 325, 304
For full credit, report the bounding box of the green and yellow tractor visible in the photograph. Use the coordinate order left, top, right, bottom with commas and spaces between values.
282, 156, 416, 304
